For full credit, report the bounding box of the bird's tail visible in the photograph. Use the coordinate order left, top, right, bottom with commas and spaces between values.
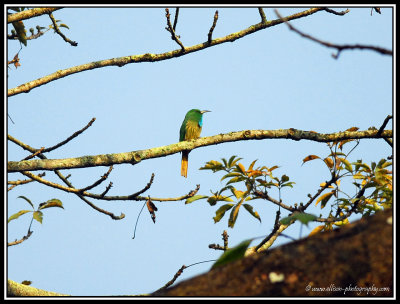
181, 151, 189, 178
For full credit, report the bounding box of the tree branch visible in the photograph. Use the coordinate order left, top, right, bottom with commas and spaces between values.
275, 9, 392, 58
8, 128, 392, 173
7, 7, 62, 23
8, 7, 326, 97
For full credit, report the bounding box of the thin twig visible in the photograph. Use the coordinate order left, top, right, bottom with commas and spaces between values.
274, 9, 392, 58
78, 166, 113, 193
172, 8, 179, 31
165, 8, 185, 52
43, 118, 96, 153
23, 147, 45, 161
7, 230, 33, 247
258, 8, 267, 23
8, 172, 45, 191
208, 10, 219, 44
377, 115, 393, 136
48, 12, 78, 46
254, 210, 281, 252
254, 190, 295, 212
323, 7, 350, 16
127, 173, 155, 199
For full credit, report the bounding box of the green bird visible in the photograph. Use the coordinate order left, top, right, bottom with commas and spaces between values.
179, 109, 211, 177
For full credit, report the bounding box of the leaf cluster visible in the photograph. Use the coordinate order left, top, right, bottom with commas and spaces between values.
8, 196, 64, 227
186, 156, 294, 228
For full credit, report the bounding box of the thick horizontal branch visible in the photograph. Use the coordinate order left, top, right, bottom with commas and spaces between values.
7, 128, 392, 173
7, 7, 62, 23
8, 7, 325, 97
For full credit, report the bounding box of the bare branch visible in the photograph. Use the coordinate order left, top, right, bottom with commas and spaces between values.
165, 8, 185, 51
274, 9, 392, 59
323, 7, 350, 16
8, 172, 45, 191
208, 10, 219, 44
377, 115, 393, 136
78, 166, 114, 193
43, 118, 96, 153
258, 8, 267, 23
7, 230, 34, 247
172, 8, 179, 31
8, 7, 325, 97
48, 12, 78, 46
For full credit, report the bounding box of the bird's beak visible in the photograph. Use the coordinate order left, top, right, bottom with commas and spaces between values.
201, 110, 211, 114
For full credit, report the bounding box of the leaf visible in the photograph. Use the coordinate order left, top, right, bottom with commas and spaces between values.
199, 160, 224, 172
281, 174, 289, 183
282, 212, 317, 226
228, 202, 242, 228
302, 155, 320, 165
281, 182, 295, 188
243, 204, 261, 222
281, 212, 317, 226
12, 20, 27, 46
346, 127, 359, 132
8, 210, 32, 223
236, 163, 246, 174
211, 239, 252, 269
226, 176, 245, 185
207, 195, 233, 206
59, 24, 70, 29
146, 198, 158, 223
228, 156, 242, 168
21, 280, 32, 285
294, 213, 317, 225
323, 157, 334, 169
231, 188, 244, 199
309, 225, 324, 236
38, 199, 64, 210
220, 172, 242, 182
248, 159, 258, 171
315, 191, 335, 208
185, 195, 208, 204
17, 196, 34, 209
33, 211, 43, 224
339, 157, 353, 173
213, 204, 234, 223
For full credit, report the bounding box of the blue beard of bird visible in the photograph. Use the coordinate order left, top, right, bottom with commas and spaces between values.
199, 115, 203, 127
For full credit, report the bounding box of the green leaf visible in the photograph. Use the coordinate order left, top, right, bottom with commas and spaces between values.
185, 195, 208, 204
281, 182, 295, 188
248, 159, 258, 171
211, 239, 252, 269
227, 155, 241, 168
281, 212, 317, 227
293, 212, 317, 226
281, 174, 289, 183
339, 157, 353, 173
243, 204, 261, 222
220, 172, 242, 182
226, 176, 244, 185
8, 210, 32, 223
59, 24, 70, 29
38, 199, 64, 210
199, 160, 224, 172
316, 191, 335, 208
33, 211, 43, 224
228, 202, 242, 228
17, 196, 34, 209
213, 204, 234, 223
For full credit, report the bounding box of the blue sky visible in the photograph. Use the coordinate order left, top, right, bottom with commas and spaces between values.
6, 6, 393, 296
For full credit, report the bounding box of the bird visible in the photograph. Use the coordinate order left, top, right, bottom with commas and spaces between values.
179, 109, 211, 177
